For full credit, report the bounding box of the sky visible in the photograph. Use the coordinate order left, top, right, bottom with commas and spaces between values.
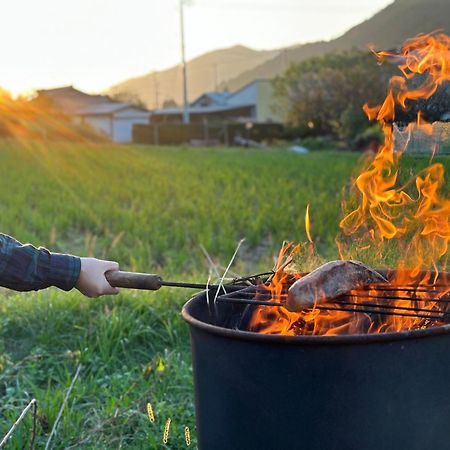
0, 0, 393, 96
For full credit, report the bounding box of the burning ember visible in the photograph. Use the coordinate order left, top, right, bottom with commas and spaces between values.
248, 33, 450, 336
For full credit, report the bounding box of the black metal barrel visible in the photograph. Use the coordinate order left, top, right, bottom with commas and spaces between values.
182, 291, 450, 450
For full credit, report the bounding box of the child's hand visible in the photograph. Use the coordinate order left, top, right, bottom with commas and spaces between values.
75, 257, 120, 297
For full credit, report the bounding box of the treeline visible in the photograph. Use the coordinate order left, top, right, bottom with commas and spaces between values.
0, 88, 104, 142
272, 50, 397, 145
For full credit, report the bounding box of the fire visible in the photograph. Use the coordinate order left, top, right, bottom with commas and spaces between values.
339, 32, 450, 276
249, 32, 450, 336
305, 204, 313, 244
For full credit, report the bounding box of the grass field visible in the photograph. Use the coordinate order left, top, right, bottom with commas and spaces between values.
0, 140, 447, 448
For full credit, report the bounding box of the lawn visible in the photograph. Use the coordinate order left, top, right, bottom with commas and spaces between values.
0, 140, 446, 448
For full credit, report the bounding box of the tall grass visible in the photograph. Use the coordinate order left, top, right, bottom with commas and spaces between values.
0, 141, 356, 273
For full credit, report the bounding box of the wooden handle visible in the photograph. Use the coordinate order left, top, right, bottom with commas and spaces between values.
105, 271, 163, 290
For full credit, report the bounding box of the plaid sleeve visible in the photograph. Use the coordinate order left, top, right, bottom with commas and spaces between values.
0, 233, 81, 292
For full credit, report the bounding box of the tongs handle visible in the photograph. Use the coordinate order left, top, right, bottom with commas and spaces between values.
105, 271, 163, 290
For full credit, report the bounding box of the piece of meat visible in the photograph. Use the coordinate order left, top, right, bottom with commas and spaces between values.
286, 260, 387, 312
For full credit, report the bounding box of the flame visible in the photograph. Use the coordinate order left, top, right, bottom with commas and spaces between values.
250, 32, 450, 336
305, 204, 313, 244
340, 32, 450, 273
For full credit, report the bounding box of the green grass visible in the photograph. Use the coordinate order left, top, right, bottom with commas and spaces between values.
0, 140, 447, 448
0, 140, 356, 269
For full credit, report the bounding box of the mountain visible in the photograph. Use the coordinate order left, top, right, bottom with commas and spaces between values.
107, 45, 279, 109
108, 0, 450, 109
224, 0, 450, 93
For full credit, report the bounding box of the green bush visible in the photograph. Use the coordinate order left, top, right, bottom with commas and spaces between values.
299, 136, 337, 151
352, 124, 383, 151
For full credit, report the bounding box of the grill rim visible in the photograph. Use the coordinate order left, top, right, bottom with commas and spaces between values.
182, 289, 450, 346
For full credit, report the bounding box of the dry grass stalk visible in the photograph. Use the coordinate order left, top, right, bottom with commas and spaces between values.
44, 364, 82, 450
0, 398, 37, 449
213, 238, 245, 304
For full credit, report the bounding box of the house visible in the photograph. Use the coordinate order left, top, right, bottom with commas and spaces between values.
226, 79, 279, 123
151, 80, 281, 124
190, 92, 231, 108
34, 86, 151, 143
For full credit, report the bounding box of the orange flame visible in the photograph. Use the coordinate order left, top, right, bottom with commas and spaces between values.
305, 204, 313, 244
250, 32, 450, 336
340, 32, 450, 272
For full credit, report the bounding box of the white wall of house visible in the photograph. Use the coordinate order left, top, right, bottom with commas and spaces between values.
224, 80, 281, 123
74, 108, 151, 143
112, 108, 151, 143
255, 81, 281, 123
83, 116, 113, 138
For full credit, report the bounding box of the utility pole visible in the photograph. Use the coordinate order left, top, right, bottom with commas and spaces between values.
213, 63, 219, 91
153, 73, 159, 109
180, 0, 190, 124
282, 49, 288, 72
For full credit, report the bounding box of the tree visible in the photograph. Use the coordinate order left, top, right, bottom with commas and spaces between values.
109, 91, 147, 109
162, 98, 178, 109
272, 50, 397, 142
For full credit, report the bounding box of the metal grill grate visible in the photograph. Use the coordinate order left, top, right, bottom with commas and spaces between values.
216, 282, 450, 322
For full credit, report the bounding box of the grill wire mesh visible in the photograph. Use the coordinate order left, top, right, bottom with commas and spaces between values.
216, 277, 450, 328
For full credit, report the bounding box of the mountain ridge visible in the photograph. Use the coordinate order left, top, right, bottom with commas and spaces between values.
108, 0, 450, 109
107, 45, 279, 109
223, 0, 450, 94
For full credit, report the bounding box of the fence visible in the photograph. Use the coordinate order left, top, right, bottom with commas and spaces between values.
132, 122, 284, 146
394, 122, 450, 155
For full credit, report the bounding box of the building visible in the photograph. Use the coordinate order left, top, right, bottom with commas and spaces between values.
151, 80, 281, 124
34, 86, 151, 143
190, 92, 231, 108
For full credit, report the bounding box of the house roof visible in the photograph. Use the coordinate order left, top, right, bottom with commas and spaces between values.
73, 102, 146, 116
227, 79, 271, 102
190, 91, 232, 107
155, 79, 272, 117
37, 86, 150, 116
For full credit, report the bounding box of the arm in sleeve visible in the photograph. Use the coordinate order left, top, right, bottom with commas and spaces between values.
0, 233, 81, 292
